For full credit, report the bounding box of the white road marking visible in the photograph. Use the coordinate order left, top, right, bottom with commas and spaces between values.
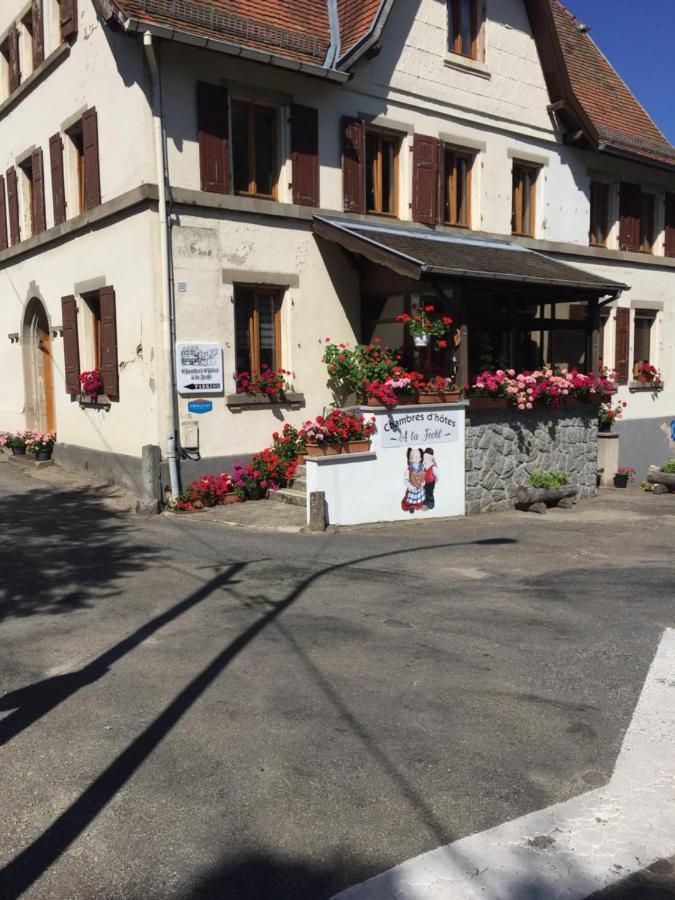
333, 628, 675, 900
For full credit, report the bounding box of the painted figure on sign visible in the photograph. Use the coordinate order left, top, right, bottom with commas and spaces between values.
402, 447, 426, 513
423, 447, 439, 509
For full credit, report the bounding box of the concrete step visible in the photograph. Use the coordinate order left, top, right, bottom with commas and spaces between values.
269, 487, 307, 508
291, 476, 307, 491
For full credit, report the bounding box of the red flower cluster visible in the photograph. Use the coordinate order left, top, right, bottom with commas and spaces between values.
79, 368, 103, 400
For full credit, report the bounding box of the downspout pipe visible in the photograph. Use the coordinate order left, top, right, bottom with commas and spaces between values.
143, 31, 180, 497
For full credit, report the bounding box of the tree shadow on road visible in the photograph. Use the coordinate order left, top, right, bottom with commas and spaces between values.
0, 483, 158, 621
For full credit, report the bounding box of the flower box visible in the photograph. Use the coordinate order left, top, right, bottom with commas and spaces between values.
307, 442, 341, 457
396, 391, 418, 405
469, 397, 509, 410
223, 494, 241, 504
440, 390, 462, 403
419, 392, 442, 405
344, 439, 371, 453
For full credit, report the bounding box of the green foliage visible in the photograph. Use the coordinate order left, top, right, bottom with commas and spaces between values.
322, 342, 400, 404
528, 469, 569, 489
660, 459, 675, 474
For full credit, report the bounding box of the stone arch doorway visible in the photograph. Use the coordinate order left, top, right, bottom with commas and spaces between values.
22, 298, 56, 433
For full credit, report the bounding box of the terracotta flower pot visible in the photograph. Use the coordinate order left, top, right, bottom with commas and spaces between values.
295, 453, 307, 466
395, 391, 418, 405
307, 443, 341, 457
345, 439, 371, 453
419, 392, 441, 404
223, 494, 240, 504
440, 391, 461, 403
366, 397, 382, 407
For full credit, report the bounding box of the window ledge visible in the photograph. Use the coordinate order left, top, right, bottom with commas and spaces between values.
226, 391, 305, 409
628, 382, 664, 393
444, 53, 490, 79
79, 393, 112, 409
0, 42, 70, 122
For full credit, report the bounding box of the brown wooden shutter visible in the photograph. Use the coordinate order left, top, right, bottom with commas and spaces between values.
49, 133, 67, 225
0, 176, 7, 251
6, 168, 20, 246
60, 0, 78, 39
619, 182, 641, 252
31, 148, 47, 235
665, 193, 675, 258
8, 26, 20, 93
82, 107, 101, 209
32, 0, 45, 67
291, 104, 319, 207
614, 307, 630, 385
61, 295, 81, 393
342, 116, 364, 213
412, 134, 440, 224
197, 82, 230, 194
99, 286, 119, 396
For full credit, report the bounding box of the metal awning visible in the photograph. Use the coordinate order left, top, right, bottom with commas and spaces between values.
313, 216, 628, 295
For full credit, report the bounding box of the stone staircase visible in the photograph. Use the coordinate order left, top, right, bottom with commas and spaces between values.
268, 464, 307, 508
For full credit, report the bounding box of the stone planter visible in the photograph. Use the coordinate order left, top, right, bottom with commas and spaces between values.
469, 397, 508, 410
419, 392, 442, 404
307, 443, 341, 457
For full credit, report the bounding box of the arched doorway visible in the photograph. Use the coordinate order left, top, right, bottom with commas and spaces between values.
22, 298, 56, 433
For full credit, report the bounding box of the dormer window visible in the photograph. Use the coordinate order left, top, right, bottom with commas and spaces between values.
447, 0, 479, 60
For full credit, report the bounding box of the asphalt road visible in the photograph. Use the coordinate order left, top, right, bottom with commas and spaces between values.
0, 461, 673, 899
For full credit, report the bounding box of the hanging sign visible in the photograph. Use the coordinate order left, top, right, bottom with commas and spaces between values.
187, 399, 213, 414
176, 342, 223, 394
380, 409, 460, 448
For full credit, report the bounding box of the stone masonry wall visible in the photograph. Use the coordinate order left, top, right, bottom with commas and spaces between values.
465, 408, 598, 515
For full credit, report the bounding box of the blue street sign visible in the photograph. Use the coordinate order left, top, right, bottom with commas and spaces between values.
188, 400, 213, 415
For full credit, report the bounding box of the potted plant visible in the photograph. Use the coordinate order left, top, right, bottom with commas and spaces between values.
613, 466, 636, 489
396, 307, 453, 350
440, 380, 462, 403
302, 417, 341, 456
80, 368, 103, 401
384, 371, 424, 405
343, 413, 376, 453
418, 376, 444, 404
598, 400, 627, 433
7, 431, 29, 456
636, 362, 659, 384
236, 366, 293, 398
322, 340, 401, 405
365, 381, 397, 408
467, 371, 510, 409
25, 431, 56, 461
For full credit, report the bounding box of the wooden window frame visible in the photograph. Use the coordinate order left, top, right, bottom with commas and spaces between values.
632, 309, 656, 372
589, 181, 609, 247
231, 100, 278, 201
447, 0, 479, 60
65, 119, 85, 216
443, 146, 473, 228
17, 156, 35, 238
83, 292, 102, 369
512, 161, 539, 237
365, 129, 400, 217
21, 10, 35, 78
234, 286, 283, 379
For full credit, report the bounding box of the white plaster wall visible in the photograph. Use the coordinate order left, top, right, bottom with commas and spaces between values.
0, 210, 162, 455
172, 213, 360, 458
0, 0, 154, 224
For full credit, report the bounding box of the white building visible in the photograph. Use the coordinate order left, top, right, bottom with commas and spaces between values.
0, 0, 673, 496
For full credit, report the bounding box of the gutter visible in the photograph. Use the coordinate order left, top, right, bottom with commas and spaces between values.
143, 32, 180, 497
126, 18, 349, 82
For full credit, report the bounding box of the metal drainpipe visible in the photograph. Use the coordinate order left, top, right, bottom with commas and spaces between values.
143, 32, 180, 496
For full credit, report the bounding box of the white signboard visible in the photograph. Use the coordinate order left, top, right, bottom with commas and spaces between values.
380, 408, 460, 448
176, 342, 223, 394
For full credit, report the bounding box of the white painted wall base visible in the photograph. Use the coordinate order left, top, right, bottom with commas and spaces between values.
306, 405, 466, 526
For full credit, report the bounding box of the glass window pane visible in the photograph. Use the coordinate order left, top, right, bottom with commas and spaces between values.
457, 157, 467, 224
522, 171, 532, 234
254, 107, 275, 196
232, 105, 249, 194
641, 194, 655, 251
258, 294, 277, 371
461, 0, 473, 54
448, 0, 459, 51
443, 151, 452, 223
365, 133, 377, 212
235, 292, 252, 375
633, 317, 652, 364
381, 139, 395, 214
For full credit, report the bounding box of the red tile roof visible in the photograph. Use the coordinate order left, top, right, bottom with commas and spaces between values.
547, 0, 675, 167
336, 0, 382, 59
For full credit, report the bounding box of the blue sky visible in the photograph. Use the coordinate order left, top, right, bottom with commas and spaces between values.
563, 0, 675, 144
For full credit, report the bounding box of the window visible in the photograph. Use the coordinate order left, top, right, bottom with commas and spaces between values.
443, 147, 473, 227
365, 130, 399, 216
66, 120, 85, 215
17, 156, 34, 237
598, 309, 610, 371
640, 193, 655, 253
231, 101, 277, 199
447, 0, 479, 59
632, 309, 655, 372
234, 287, 282, 379
589, 181, 609, 246
0, 39, 9, 101
21, 11, 34, 78
512, 162, 538, 236
83, 293, 102, 368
